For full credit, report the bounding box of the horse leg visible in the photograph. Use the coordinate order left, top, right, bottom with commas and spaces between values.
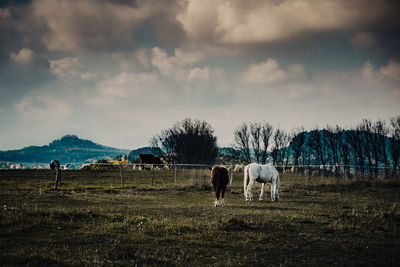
259, 183, 265, 201
54, 169, 61, 189
212, 180, 218, 207
270, 181, 276, 201
246, 179, 255, 201
215, 185, 220, 207
220, 187, 226, 207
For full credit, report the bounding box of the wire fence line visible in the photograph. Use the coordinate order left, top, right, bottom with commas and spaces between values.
1, 161, 399, 190
2, 161, 398, 170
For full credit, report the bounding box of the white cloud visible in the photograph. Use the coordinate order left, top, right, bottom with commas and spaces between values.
350, 32, 376, 49
49, 57, 80, 79
177, 0, 388, 45
89, 71, 162, 107
80, 72, 98, 80
361, 59, 400, 82
151, 46, 204, 82
188, 67, 210, 83
151, 47, 175, 77
135, 48, 151, 69
380, 60, 400, 81
361, 61, 375, 79
10, 48, 34, 64
14, 94, 72, 119
239, 59, 306, 85
151, 47, 203, 76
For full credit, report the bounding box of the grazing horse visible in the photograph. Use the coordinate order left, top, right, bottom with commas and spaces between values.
244, 163, 281, 202
50, 160, 61, 189
210, 165, 229, 207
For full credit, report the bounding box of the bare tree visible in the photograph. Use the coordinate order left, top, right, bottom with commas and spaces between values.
341, 142, 351, 178
325, 125, 343, 176
250, 122, 262, 163
358, 119, 374, 178
234, 123, 251, 163
371, 119, 389, 178
308, 129, 326, 175
346, 129, 365, 177
272, 128, 288, 168
290, 128, 306, 174
390, 116, 400, 177
282, 131, 291, 171
260, 122, 273, 164
325, 125, 342, 166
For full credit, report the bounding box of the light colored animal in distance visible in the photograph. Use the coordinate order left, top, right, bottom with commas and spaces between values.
234, 164, 244, 172
243, 163, 281, 202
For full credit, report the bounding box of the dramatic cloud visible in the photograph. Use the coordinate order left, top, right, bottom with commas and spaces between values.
177, 0, 388, 45
0, 0, 399, 150
31, 0, 155, 51
10, 48, 34, 64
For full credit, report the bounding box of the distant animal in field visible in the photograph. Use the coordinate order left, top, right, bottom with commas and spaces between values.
244, 163, 281, 202
234, 164, 244, 172
210, 165, 229, 207
50, 160, 61, 189
139, 154, 162, 165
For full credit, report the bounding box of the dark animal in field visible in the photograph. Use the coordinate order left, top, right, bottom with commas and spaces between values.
139, 154, 162, 165
50, 160, 61, 189
210, 165, 229, 207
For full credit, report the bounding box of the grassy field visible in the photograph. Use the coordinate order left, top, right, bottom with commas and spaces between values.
0, 169, 399, 266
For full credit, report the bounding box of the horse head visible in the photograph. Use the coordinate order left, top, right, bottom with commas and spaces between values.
272, 185, 282, 201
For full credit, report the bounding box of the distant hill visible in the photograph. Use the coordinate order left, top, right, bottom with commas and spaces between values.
0, 135, 130, 164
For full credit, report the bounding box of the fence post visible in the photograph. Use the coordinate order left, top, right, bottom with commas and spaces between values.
152, 166, 154, 186
174, 164, 177, 184
120, 164, 124, 189
230, 164, 234, 186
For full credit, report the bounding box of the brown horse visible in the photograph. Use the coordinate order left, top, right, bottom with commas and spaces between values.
210, 165, 229, 207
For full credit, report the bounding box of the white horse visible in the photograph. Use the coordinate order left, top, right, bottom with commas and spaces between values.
243, 163, 281, 202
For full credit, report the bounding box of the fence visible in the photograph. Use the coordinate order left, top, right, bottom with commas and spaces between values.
0, 162, 398, 190
0, 163, 233, 190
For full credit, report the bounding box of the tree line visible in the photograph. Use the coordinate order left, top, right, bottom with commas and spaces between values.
150, 116, 400, 178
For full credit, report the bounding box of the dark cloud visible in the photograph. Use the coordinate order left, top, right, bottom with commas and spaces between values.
0, 0, 399, 150
0, 0, 30, 8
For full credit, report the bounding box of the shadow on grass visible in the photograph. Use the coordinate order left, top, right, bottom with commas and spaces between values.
0, 256, 62, 266
225, 204, 296, 212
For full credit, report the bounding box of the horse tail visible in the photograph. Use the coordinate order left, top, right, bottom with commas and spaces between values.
243, 164, 249, 198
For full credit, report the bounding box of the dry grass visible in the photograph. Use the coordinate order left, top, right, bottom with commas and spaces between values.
0, 170, 399, 266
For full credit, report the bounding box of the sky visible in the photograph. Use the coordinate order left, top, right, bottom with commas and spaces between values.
1, 0, 400, 151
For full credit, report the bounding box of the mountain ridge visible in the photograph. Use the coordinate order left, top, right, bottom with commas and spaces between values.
0, 135, 132, 164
